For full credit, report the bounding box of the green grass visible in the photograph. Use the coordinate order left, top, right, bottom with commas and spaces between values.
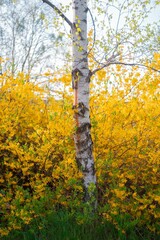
2, 210, 159, 240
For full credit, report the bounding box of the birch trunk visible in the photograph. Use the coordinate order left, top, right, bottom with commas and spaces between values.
72, 0, 97, 208
42, 0, 97, 209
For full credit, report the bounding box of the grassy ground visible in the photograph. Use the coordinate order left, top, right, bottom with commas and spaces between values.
2, 210, 159, 240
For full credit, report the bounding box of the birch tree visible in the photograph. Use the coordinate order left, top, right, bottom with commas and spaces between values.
42, 0, 160, 210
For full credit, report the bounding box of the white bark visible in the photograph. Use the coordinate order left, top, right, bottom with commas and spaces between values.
42, 0, 97, 209
72, 0, 97, 207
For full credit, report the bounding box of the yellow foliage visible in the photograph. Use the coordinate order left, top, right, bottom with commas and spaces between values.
90, 53, 160, 233
0, 72, 81, 236
96, 69, 106, 80
0, 53, 160, 236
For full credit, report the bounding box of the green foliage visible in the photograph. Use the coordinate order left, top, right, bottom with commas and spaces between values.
2, 210, 160, 240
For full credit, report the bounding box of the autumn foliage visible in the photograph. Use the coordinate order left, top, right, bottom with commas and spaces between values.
0, 53, 160, 236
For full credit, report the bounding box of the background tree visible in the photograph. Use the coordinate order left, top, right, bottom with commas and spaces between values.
0, 0, 68, 77
42, 0, 159, 210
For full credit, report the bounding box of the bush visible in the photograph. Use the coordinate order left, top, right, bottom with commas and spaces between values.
0, 54, 160, 237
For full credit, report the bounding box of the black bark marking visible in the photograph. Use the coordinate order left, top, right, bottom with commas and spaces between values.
85, 69, 92, 83
78, 102, 88, 116
76, 157, 94, 174
80, 58, 88, 64
76, 122, 91, 134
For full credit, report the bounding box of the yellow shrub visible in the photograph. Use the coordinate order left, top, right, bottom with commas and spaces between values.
0, 53, 159, 236
90, 54, 160, 233
0, 73, 82, 236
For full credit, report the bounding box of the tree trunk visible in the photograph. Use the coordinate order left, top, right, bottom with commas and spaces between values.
42, 0, 97, 210
72, 0, 97, 209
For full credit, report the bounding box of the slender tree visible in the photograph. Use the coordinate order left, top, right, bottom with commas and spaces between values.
42, 0, 160, 210
72, 0, 97, 206
43, 0, 97, 208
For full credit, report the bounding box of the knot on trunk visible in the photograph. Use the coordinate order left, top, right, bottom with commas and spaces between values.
73, 102, 89, 117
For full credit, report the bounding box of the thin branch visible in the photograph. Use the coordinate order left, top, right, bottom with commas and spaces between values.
42, 0, 72, 28
91, 53, 119, 75
115, 0, 127, 37
92, 60, 160, 75
91, 63, 111, 75
112, 62, 160, 73
87, 8, 96, 55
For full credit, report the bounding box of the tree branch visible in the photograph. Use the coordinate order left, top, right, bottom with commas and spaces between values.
91, 53, 119, 75
87, 8, 96, 55
42, 0, 72, 28
92, 60, 160, 75
112, 62, 160, 73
